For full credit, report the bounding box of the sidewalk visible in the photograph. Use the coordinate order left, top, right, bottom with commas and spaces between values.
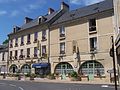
0, 76, 117, 85
31, 78, 115, 85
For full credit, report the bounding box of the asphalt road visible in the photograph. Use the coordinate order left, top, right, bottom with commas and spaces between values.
0, 80, 119, 90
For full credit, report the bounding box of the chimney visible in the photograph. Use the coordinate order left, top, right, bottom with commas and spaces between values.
48, 8, 55, 14
61, 2, 69, 11
25, 17, 33, 24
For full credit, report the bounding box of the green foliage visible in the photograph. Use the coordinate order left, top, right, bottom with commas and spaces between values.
70, 71, 78, 78
30, 73, 36, 78
47, 73, 55, 79
2, 39, 9, 45
25, 73, 31, 77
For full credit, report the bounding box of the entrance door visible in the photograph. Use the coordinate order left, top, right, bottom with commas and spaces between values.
88, 62, 94, 80
13, 67, 16, 73
61, 64, 66, 80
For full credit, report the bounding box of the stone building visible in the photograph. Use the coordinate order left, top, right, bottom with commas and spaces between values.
0, 44, 8, 74
8, 2, 69, 75
50, 0, 116, 82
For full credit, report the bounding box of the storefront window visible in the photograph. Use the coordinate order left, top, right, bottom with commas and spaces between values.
79, 60, 104, 76
55, 62, 73, 75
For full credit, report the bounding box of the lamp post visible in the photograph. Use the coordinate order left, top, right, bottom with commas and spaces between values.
110, 36, 117, 90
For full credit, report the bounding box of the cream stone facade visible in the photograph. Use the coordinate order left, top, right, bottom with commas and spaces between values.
8, 2, 69, 75
50, 0, 116, 82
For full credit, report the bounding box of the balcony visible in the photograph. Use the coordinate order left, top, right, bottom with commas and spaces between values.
33, 54, 38, 59
14, 56, 18, 60
20, 42, 24, 46
26, 41, 31, 45
42, 53, 47, 59
41, 36, 47, 41
33, 39, 38, 43
15, 43, 18, 47
10, 56, 12, 60
90, 47, 97, 53
26, 55, 30, 59
19, 55, 24, 60
59, 34, 65, 40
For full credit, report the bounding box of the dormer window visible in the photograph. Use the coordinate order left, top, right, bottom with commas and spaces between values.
59, 26, 65, 37
38, 16, 47, 24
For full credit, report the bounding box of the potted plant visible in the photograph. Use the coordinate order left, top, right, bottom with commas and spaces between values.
70, 71, 78, 81
30, 73, 36, 80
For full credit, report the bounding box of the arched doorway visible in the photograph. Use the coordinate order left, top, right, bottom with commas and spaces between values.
9, 64, 18, 73
55, 62, 73, 75
21, 64, 31, 74
79, 60, 104, 76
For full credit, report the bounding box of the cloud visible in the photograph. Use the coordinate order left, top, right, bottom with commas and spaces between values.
10, 10, 19, 17
70, 0, 104, 5
0, 10, 7, 15
23, 0, 46, 13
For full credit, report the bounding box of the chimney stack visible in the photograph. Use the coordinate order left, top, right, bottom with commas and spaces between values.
48, 8, 55, 14
61, 2, 69, 11
25, 17, 33, 24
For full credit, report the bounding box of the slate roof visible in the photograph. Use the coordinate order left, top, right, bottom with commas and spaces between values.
0, 44, 8, 52
9, 10, 62, 35
53, 0, 113, 25
20, 10, 61, 30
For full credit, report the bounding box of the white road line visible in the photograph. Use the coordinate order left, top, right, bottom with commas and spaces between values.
101, 85, 109, 87
19, 87, 24, 90
9, 84, 16, 87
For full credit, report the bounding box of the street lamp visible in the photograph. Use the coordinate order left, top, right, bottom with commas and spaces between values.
110, 36, 118, 90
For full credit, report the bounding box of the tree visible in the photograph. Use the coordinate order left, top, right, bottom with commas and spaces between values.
2, 39, 9, 45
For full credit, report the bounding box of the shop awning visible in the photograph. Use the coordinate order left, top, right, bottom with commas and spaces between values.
32, 63, 49, 68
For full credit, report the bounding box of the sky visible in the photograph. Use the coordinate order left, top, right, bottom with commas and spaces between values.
0, 0, 104, 44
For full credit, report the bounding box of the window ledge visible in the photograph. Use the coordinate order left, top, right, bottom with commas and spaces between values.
59, 37, 65, 40
89, 31, 97, 34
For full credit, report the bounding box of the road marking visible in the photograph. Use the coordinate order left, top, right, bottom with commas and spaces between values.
101, 85, 109, 87
19, 87, 24, 90
9, 84, 16, 87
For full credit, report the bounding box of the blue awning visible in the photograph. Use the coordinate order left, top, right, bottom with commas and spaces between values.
32, 63, 49, 68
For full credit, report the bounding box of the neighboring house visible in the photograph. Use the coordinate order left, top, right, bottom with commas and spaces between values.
0, 44, 8, 74
8, 2, 69, 75
115, 0, 120, 85
50, 0, 117, 82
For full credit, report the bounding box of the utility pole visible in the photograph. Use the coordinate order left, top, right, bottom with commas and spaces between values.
110, 36, 118, 90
